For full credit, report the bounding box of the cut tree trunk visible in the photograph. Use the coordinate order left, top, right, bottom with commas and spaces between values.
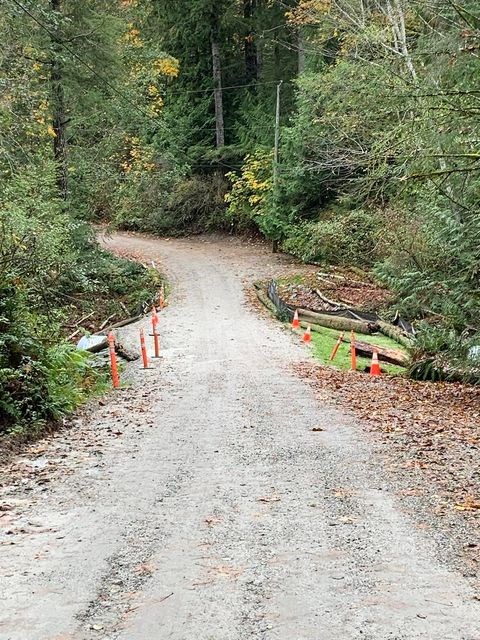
352, 340, 408, 367
297, 308, 376, 334
378, 320, 413, 348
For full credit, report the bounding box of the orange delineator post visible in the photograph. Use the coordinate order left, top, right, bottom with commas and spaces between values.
329, 332, 344, 361
350, 330, 357, 371
159, 284, 165, 310
150, 307, 158, 337
151, 306, 161, 357
140, 328, 151, 369
108, 332, 120, 389
153, 326, 160, 358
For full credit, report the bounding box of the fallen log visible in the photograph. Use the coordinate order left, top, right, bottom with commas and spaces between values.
116, 341, 140, 362
77, 335, 139, 361
314, 289, 345, 309
297, 308, 376, 334
256, 288, 278, 314
96, 314, 142, 334
377, 320, 413, 349
298, 322, 407, 366
99, 314, 116, 331
353, 340, 408, 367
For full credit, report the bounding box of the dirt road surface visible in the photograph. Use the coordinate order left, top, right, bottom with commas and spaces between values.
1, 233, 479, 640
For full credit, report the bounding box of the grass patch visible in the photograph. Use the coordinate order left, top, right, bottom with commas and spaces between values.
309, 325, 406, 375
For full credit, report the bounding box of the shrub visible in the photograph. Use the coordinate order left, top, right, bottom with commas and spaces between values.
282, 209, 380, 267
408, 324, 480, 383
146, 173, 229, 234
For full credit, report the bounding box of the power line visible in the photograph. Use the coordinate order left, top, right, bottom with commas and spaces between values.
6, 0, 243, 172
164, 80, 283, 95
7, 0, 154, 121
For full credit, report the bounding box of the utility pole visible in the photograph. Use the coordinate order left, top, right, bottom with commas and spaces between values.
211, 31, 225, 148
273, 80, 282, 187
272, 80, 282, 252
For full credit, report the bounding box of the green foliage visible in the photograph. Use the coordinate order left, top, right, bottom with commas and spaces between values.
374, 189, 480, 331
225, 150, 274, 232
2, 0, 479, 397
0, 276, 105, 435
408, 324, 480, 383
310, 325, 405, 376
283, 208, 380, 266
0, 337, 106, 435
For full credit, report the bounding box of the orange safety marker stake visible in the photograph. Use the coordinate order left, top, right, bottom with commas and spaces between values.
370, 349, 381, 376
150, 305, 159, 337
303, 324, 312, 344
350, 330, 357, 372
152, 328, 160, 359
329, 332, 344, 361
108, 332, 120, 389
140, 329, 153, 369
292, 309, 300, 330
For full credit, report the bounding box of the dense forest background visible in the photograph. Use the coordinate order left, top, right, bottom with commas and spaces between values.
1, 0, 479, 431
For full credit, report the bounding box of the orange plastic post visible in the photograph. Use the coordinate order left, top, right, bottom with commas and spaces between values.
153, 328, 160, 359
140, 328, 151, 369
108, 332, 120, 389
159, 284, 165, 310
350, 330, 357, 371
150, 307, 159, 337
329, 332, 344, 361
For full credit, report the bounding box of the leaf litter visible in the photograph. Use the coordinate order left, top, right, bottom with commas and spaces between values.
294, 361, 480, 576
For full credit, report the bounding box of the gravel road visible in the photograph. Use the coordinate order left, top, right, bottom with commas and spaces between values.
1, 233, 479, 640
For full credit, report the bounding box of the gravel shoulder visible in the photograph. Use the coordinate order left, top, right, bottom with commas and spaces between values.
0, 232, 479, 640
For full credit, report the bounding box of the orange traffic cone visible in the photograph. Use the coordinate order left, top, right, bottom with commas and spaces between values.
303, 324, 312, 344
370, 349, 381, 376
292, 309, 300, 330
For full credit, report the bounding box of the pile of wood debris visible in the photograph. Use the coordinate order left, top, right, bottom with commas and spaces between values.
278, 269, 392, 314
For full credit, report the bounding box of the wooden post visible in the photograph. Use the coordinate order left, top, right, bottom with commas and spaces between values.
211, 24, 225, 148
272, 80, 283, 253
351, 330, 357, 372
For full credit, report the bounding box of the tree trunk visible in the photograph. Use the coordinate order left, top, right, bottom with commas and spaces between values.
349, 340, 408, 367
50, 0, 68, 199
297, 309, 377, 334
385, 0, 417, 81
244, 0, 258, 83
298, 28, 306, 75
211, 26, 225, 148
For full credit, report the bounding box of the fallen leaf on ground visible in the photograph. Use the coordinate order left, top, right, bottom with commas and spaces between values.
455, 497, 480, 511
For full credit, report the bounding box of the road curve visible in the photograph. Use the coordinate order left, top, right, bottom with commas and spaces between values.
1, 233, 479, 640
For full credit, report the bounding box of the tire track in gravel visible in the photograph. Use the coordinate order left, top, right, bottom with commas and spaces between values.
1, 232, 479, 640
